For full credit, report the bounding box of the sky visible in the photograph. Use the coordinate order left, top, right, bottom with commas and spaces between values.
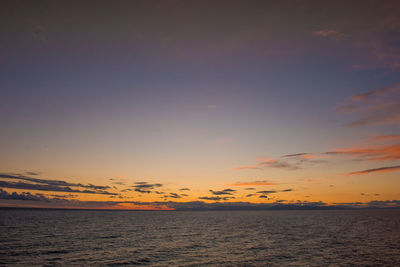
0, 0, 400, 210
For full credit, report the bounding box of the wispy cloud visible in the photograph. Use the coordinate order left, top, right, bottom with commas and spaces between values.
134, 188, 152, 194
167, 193, 182, 199
233, 157, 300, 171
0, 173, 111, 190
233, 151, 326, 171
328, 143, 400, 161
312, 29, 344, 40
337, 83, 400, 127
282, 153, 319, 160
209, 189, 236, 195
133, 182, 163, 189
347, 165, 400, 176
132, 182, 163, 194
0, 173, 116, 195
0, 188, 56, 202
281, 189, 294, 192
367, 134, 400, 142
0, 180, 118, 195
198, 196, 234, 201
348, 87, 393, 102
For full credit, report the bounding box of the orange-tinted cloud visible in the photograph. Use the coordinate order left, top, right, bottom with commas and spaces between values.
282, 153, 321, 160
329, 143, 400, 161
347, 165, 400, 176
230, 180, 277, 186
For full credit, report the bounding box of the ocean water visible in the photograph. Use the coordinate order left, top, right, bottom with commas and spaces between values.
1, 209, 400, 266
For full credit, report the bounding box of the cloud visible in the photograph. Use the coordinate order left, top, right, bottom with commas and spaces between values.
132, 182, 163, 193
367, 135, 400, 142
312, 29, 344, 40
49, 194, 77, 198
347, 165, 400, 176
366, 200, 400, 207
337, 83, 400, 126
348, 87, 393, 102
281, 189, 294, 192
133, 182, 163, 188
134, 188, 151, 194
328, 143, 400, 161
310, 3, 400, 71
207, 105, 217, 109
198, 196, 234, 201
0, 173, 111, 190
25, 172, 39, 176
0, 188, 54, 202
121, 189, 132, 192
244, 188, 256, 190
2, 188, 399, 210
168, 193, 182, 199
179, 188, 190, 191
233, 157, 300, 171
259, 195, 268, 199
294, 200, 327, 206
230, 180, 277, 186
282, 153, 320, 160
0, 180, 117, 195
246, 194, 256, 197
209, 189, 236, 195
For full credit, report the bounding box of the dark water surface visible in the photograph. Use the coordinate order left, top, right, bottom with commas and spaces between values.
1, 209, 400, 266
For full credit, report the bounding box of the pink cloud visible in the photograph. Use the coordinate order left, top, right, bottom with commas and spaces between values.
329, 143, 400, 161
312, 29, 344, 40
367, 134, 400, 142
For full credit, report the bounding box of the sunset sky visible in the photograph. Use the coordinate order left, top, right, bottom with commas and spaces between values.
1, 0, 399, 210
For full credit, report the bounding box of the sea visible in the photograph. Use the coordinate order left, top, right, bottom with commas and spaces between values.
1, 209, 399, 266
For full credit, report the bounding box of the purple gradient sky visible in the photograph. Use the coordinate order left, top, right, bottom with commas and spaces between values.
0, 0, 399, 208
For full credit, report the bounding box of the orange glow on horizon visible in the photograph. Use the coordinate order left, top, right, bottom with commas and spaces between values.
230, 181, 277, 186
